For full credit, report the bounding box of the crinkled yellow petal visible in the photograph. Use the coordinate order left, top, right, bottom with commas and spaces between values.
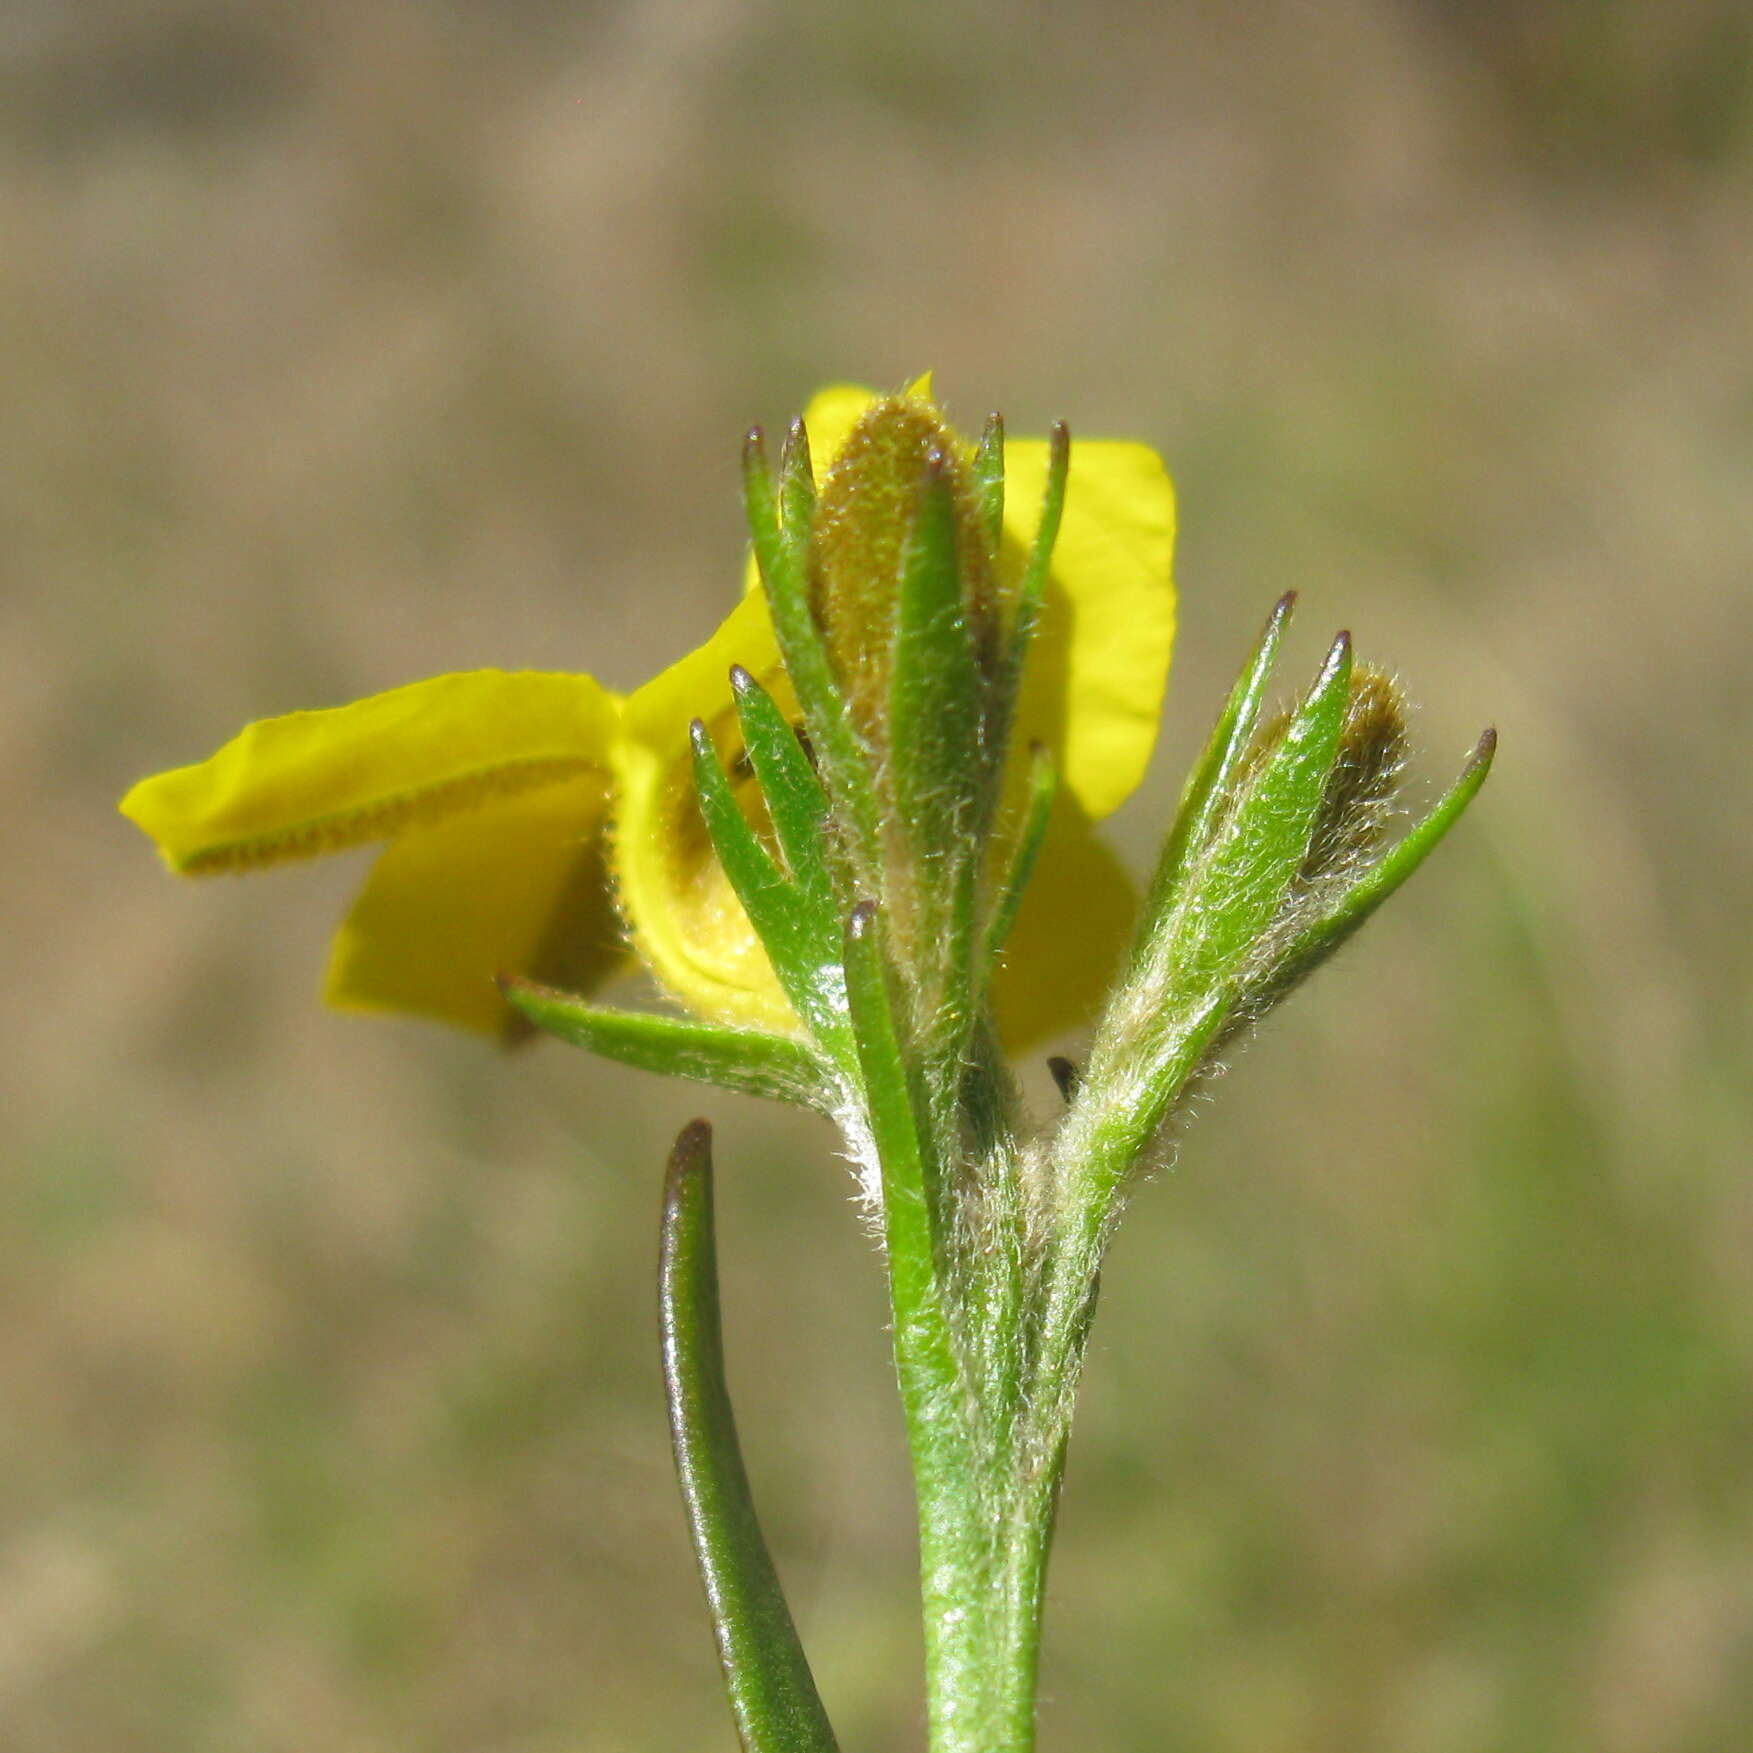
120, 670, 620, 874
612, 591, 800, 1033
992, 792, 1137, 1050
1003, 438, 1177, 821
326, 774, 625, 1037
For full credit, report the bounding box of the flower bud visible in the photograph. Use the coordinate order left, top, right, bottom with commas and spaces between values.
809, 395, 999, 766
1245, 664, 1411, 895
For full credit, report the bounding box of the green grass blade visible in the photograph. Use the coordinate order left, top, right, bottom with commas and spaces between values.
501, 978, 831, 1109
660, 1122, 843, 1753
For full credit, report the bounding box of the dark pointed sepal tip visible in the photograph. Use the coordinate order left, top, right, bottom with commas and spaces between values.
741, 424, 768, 469
1470, 726, 1499, 770
728, 663, 755, 693
847, 898, 879, 939
665, 1117, 714, 1191
688, 717, 714, 756
1047, 419, 1070, 466
1047, 1055, 1081, 1101
1268, 590, 1298, 627
1315, 628, 1352, 683
980, 411, 1004, 441
781, 413, 811, 458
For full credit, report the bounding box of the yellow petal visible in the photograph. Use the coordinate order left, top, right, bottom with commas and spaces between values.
1003, 438, 1177, 820
326, 773, 625, 1036
992, 792, 1137, 1050
612, 592, 800, 1033
120, 670, 620, 874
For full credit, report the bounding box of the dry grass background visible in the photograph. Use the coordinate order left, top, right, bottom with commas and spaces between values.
4, 2, 1752, 1748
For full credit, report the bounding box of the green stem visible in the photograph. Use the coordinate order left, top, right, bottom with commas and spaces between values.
913, 1450, 1063, 1753
902, 1199, 1098, 1753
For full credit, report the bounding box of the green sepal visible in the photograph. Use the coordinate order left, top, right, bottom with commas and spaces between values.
842, 902, 959, 1411
1170, 629, 1355, 991
689, 718, 847, 1052
741, 428, 882, 861
985, 741, 1057, 962
778, 417, 816, 544
1260, 726, 1497, 1002
1003, 420, 1070, 693
500, 978, 833, 1110
729, 665, 836, 921
1137, 590, 1295, 947
659, 1122, 843, 1753
970, 413, 1005, 556
889, 448, 988, 868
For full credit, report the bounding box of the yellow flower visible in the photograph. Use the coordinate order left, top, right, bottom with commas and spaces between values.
120, 382, 1175, 1045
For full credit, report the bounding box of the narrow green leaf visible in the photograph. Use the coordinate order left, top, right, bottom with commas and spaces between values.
501, 978, 832, 1109
730, 665, 835, 920
690, 718, 844, 1047
1135, 591, 1296, 949
742, 428, 881, 857
1266, 726, 1497, 995
985, 742, 1058, 961
971, 412, 1005, 555
660, 1122, 842, 1753
842, 903, 959, 1408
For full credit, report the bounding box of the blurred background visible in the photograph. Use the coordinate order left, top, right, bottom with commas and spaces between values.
5, 1, 1751, 1748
